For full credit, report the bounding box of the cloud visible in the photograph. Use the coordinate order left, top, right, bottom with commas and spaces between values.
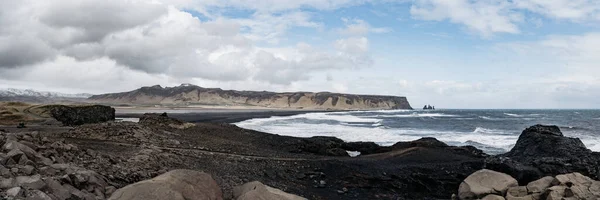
337, 18, 392, 36
0, 0, 373, 86
514, 0, 600, 22
178, 0, 369, 12
233, 11, 322, 44
410, 0, 522, 37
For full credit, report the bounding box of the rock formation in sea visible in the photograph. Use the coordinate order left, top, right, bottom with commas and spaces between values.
88, 84, 413, 110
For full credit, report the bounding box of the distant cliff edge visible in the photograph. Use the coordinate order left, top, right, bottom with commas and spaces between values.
88, 84, 413, 110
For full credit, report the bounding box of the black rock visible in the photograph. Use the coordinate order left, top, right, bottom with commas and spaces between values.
486, 124, 600, 183
341, 142, 387, 155
46, 105, 115, 126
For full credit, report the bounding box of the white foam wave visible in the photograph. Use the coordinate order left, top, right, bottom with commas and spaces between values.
236, 119, 519, 154
344, 109, 414, 114
235, 112, 381, 126
473, 127, 509, 135
369, 113, 459, 118
504, 113, 543, 117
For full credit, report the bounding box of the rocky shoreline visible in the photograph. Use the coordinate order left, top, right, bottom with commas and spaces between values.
1, 108, 599, 199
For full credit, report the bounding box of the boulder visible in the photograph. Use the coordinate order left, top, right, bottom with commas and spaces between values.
458, 169, 518, 199
505, 186, 530, 200
6, 187, 23, 197
26, 190, 53, 200
392, 137, 449, 149
504, 125, 589, 158
486, 125, 600, 183
45, 105, 115, 126
526, 176, 554, 193
481, 194, 505, 200
16, 175, 46, 190
108, 169, 222, 200
138, 113, 195, 129
233, 181, 307, 200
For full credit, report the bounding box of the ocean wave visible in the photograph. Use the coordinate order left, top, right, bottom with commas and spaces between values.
236, 120, 520, 154
479, 116, 504, 121
504, 113, 543, 117
473, 127, 511, 135
235, 112, 381, 126
345, 109, 413, 114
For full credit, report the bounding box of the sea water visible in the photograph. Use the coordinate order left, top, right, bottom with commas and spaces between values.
235, 109, 600, 155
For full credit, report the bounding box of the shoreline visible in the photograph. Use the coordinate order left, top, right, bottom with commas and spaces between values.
116, 109, 336, 123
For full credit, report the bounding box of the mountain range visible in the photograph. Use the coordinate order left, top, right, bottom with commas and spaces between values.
0, 88, 92, 103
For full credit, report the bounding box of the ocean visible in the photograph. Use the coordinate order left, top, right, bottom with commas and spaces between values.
235, 109, 600, 155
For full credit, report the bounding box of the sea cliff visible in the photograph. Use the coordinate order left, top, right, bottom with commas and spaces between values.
88, 84, 413, 110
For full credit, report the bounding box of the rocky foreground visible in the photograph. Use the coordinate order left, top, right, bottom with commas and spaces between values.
0, 111, 599, 199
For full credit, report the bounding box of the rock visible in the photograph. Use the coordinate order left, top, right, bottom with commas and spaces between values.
108, 169, 222, 200
341, 142, 386, 155
45, 105, 115, 126
234, 181, 307, 200
505, 186, 531, 200
481, 194, 505, 200
544, 186, 567, 200
0, 164, 10, 177
392, 137, 449, 149
1, 177, 14, 189
458, 169, 518, 199
105, 186, 117, 196
20, 165, 35, 175
44, 178, 71, 200
16, 175, 46, 190
553, 172, 593, 187
526, 176, 554, 193
138, 113, 195, 129
488, 125, 600, 182
26, 190, 53, 200
4, 141, 38, 159
6, 187, 23, 197
297, 136, 347, 156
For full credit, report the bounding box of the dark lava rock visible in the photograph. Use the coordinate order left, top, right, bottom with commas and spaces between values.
46, 105, 115, 126
392, 137, 449, 150
138, 113, 193, 129
297, 136, 348, 156
341, 142, 387, 155
486, 124, 600, 184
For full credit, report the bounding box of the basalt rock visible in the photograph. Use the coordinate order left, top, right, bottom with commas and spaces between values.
139, 113, 195, 129
45, 105, 115, 126
485, 124, 600, 183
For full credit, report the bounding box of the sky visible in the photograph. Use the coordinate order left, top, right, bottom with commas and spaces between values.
0, 0, 599, 109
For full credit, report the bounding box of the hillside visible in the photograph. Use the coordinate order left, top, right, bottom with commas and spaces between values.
0, 88, 91, 103
88, 84, 413, 110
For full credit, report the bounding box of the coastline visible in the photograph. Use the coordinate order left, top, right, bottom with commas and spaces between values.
115, 108, 338, 123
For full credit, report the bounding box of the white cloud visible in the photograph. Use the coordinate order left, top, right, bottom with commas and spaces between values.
338, 18, 392, 36
410, 0, 600, 37
514, 0, 600, 22
411, 0, 522, 37
233, 11, 322, 44
0, 0, 373, 87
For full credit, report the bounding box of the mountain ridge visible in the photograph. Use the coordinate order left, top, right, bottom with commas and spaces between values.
89, 84, 413, 110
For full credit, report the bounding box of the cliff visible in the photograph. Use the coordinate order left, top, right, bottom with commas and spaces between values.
88, 84, 412, 110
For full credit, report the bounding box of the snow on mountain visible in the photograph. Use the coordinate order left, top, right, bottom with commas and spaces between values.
0, 88, 93, 98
